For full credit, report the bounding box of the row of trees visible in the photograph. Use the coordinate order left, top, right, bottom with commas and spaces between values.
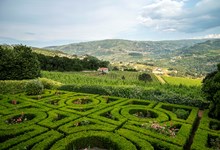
36, 54, 109, 72
0, 45, 109, 80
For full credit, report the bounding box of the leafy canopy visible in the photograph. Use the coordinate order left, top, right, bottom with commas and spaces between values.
202, 63, 220, 119
0, 45, 40, 80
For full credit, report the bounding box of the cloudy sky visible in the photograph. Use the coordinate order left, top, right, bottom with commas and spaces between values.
0, 0, 220, 47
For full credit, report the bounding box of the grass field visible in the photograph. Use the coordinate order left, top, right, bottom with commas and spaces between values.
162, 76, 202, 86
0, 90, 219, 149
41, 71, 159, 86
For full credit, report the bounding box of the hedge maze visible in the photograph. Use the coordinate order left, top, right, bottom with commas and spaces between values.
0, 90, 219, 150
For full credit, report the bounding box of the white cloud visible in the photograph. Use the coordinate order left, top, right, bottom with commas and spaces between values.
0, 0, 146, 42
138, 0, 220, 33
192, 34, 220, 39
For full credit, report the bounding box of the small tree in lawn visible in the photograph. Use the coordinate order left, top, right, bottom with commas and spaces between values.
202, 63, 220, 120
138, 73, 152, 83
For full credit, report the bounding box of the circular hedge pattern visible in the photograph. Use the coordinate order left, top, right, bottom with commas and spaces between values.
0, 108, 47, 129
0, 90, 209, 150
50, 131, 136, 150
121, 106, 169, 122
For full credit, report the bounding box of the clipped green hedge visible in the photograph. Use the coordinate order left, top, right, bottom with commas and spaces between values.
191, 128, 220, 150
50, 131, 137, 150
58, 84, 209, 108
123, 120, 192, 147
38, 110, 80, 129
154, 102, 199, 124
58, 117, 117, 134
0, 125, 48, 150
0, 94, 31, 110
0, 80, 30, 94
39, 78, 62, 89
0, 108, 47, 129
0, 78, 62, 95
0, 79, 44, 95
117, 129, 183, 150
9, 130, 63, 150
120, 105, 169, 122
199, 109, 220, 134
116, 129, 154, 150
89, 106, 127, 126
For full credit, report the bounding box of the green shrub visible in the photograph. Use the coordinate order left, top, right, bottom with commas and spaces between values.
39, 78, 62, 89
172, 108, 190, 120
25, 80, 44, 95
0, 79, 44, 94
0, 80, 28, 94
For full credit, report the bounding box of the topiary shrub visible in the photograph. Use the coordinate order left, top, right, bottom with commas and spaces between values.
25, 80, 44, 95
39, 78, 62, 89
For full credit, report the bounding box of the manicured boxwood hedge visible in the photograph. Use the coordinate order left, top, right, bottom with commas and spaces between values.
191, 129, 220, 150
117, 129, 183, 150
0, 90, 218, 149
50, 131, 136, 150
199, 109, 220, 134
123, 120, 193, 147
154, 102, 199, 124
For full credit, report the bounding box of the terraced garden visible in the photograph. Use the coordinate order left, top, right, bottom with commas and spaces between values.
0, 90, 219, 150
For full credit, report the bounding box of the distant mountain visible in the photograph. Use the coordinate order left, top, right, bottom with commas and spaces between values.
44, 39, 220, 76
44, 39, 205, 60
32, 47, 77, 58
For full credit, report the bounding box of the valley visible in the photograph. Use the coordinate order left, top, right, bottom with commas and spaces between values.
45, 39, 220, 77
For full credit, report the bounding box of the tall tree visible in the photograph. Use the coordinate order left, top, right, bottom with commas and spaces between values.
0, 45, 40, 80
202, 63, 220, 119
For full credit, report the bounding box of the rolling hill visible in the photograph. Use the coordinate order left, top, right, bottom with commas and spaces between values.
44, 39, 220, 77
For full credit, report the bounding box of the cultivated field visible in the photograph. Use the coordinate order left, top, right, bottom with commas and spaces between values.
162, 76, 202, 86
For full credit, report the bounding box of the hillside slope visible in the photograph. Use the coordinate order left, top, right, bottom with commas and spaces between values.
45, 39, 204, 61
44, 39, 220, 76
